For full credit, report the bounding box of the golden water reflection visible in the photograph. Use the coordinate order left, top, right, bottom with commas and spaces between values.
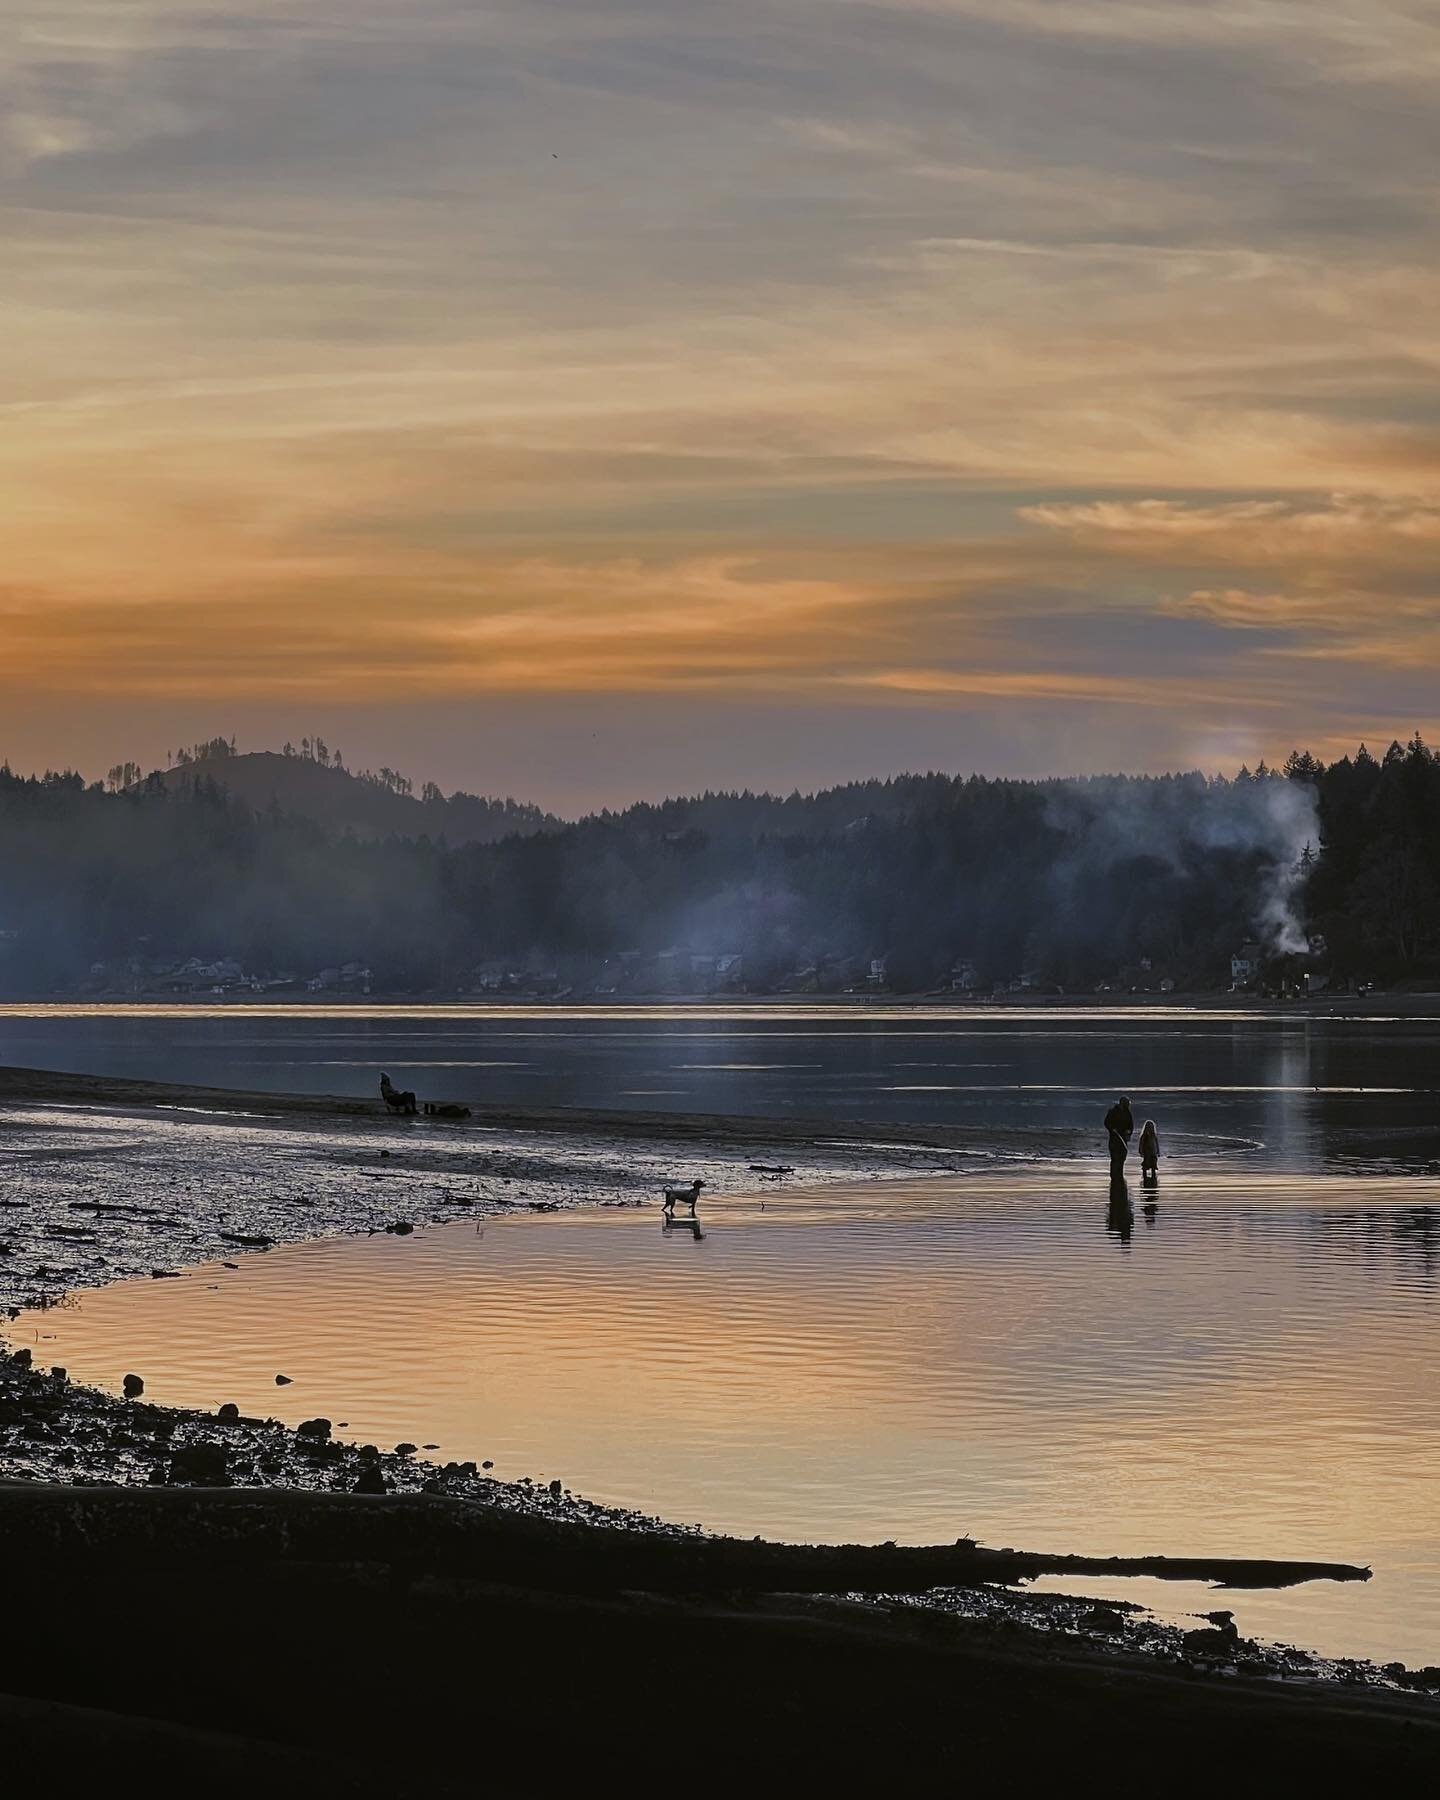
12, 1170, 1440, 1666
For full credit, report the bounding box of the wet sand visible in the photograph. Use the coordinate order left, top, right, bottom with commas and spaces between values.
2, 1064, 1437, 1782
0, 1061, 1064, 1319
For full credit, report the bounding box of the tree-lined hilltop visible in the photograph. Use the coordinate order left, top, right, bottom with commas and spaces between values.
1, 738, 1437, 998
138, 744, 559, 845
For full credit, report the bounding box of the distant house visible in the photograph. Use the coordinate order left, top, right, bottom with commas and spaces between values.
153, 954, 249, 993
594, 950, 642, 996
653, 949, 687, 991
951, 958, 979, 992
308, 961, 372, 994
868, 956, 888, 989
1231, 941, 1263, 987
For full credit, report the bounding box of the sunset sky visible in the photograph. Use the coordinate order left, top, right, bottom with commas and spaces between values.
6, 2, 1440, 809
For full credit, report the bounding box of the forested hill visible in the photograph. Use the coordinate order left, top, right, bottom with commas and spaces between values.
2, 740, 1438, 997
148, 748, 558, 845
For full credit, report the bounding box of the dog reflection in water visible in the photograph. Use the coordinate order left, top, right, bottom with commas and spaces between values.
662, 1214, 705, 1242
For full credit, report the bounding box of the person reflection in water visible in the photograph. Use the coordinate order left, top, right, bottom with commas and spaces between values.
1106, 1179, 1134, 1244
1138, 1118, 1160, 1185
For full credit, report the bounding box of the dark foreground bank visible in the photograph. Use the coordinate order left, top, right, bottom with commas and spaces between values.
2, 1484, 1435, 1796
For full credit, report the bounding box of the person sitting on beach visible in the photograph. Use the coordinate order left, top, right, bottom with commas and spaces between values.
1138, 1118, 1160, 1182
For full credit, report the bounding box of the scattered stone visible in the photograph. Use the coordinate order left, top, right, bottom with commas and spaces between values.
353, 1465, 386, 1494
549, 1478, 563, 1497
386, 1221, 415, 1236
1182, 1619, 1242, 1660
122, 1373, 144, 1398
275, 1374, 293, 1385
12, 1348, 31, 1369
1079, 1605, 1128, 1635
50, 1367, 66, 1383
168, 1441, 231, 1486
395, 1442, 417, 1456
216, 1402, 241, 1423
297, 1417, 332, 1440
482, 1460, 494, 1470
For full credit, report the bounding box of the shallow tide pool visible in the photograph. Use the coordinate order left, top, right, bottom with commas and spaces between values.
13, 1166, 1440, 1667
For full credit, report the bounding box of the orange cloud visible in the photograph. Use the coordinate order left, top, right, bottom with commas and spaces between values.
6, 0, 1440, 786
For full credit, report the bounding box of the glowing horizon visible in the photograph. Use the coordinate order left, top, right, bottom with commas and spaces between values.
6, 2, 1440, 808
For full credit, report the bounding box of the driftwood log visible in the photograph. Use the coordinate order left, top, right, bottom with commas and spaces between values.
0, 1483, 1369, 1594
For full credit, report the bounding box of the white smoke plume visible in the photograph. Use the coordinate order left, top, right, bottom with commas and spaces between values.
1239, 779, 1319, 955
1043, 772, 1320, 956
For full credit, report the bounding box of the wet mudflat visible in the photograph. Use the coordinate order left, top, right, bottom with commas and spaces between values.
13, 1165, 1440, 1669
0, 1092, 922, 1317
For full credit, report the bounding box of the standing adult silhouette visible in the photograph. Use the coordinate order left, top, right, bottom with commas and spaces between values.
1103, 1094, 1134, 1179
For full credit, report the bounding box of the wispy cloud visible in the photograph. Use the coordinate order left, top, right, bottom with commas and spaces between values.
5, 1, 1440, 792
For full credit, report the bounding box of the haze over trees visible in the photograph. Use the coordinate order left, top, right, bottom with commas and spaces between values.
0, 739, 1437, 996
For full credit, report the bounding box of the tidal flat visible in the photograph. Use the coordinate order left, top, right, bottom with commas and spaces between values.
2, 1062, 1438, 1787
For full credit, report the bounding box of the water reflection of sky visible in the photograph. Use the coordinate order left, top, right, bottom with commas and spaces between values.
4, 1006, 1440, 1171
13, 1168, 1440, 1668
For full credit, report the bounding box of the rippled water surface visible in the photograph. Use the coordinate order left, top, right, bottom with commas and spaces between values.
16, 1167, 1440, 1666
5, 1002, 1440, 1167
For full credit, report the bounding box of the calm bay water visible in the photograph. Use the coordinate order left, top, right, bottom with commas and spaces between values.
3, 1001, 1440, 1169
15, 1168, 1440, 1666
4, 1004, 1439, 1665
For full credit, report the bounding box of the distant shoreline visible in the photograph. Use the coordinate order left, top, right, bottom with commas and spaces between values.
0, 1060, 1075, 1157
4, 988, 1437, 1013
